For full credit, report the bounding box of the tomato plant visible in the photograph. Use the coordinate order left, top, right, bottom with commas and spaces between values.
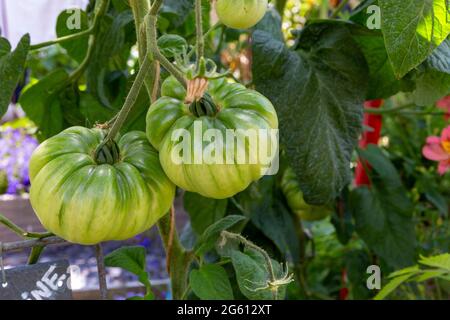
0, 0, 449, 301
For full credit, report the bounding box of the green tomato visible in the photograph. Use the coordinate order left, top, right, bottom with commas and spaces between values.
281, 166, 332, 221
29, 127, 175, 245
216, 0, 268, 29
146, 76, 278, 199
0, 170, 7, 194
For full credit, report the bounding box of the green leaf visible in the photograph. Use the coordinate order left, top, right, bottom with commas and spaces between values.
236, 177, 300, 263
350, 145, 416, 268
231, 249, 287, 300
374, 273, 414, 300
104, 246, 147, 276
428, 37, 450, 74
157, 34, 188, 58
56, 9, 89, 63
412, 66, 450, 105
183, 192, 228, 235
161, 0, 194, 29
419, 253, 450, 271
253, 7, 284, 42
379, 0, 450, 78
352, 29, 415, 99
194, 215, 247, 256
79, 92, 115, 127
189, 264, 234, 300
20, 69, 67, 140
0, 34, 30, 118
253, 21, 368, 205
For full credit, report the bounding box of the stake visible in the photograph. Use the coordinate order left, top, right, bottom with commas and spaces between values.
95, 243, 108, 300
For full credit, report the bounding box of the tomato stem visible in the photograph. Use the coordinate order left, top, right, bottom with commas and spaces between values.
105, 53, 152, 142
195, 0, 205, 64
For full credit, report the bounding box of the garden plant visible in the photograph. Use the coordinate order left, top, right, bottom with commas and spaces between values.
0, 0, 449, 301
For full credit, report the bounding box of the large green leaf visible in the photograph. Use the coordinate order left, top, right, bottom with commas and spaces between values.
0, 35, 30, 117
183, 192, 228, 235
379, 0, 450, 78
350, 145, 416, 268
189, 264, 234, 300
351, 29, 415, 99
56, 9, 89, 63
20, 69, 67, 140
252, 21, 368, 205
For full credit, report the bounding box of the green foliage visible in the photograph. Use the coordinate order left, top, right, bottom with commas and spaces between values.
351, 145, 416, 268
105, 246, 155, 300
0, 35, 29, 117
190, 264, 234, 300
253, 21, 368, 205
375, 253, 450, 300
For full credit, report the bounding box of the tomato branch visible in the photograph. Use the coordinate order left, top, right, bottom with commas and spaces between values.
105, 53, 152, 141
0, 213, 53, 239
195, 0, 205, 63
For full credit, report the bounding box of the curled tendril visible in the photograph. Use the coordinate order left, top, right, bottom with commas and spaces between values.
174, 47, 229, 81
243, 263, 295, 294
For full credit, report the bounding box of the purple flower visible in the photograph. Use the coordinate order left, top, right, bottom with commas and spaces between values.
0, 127, 38, 195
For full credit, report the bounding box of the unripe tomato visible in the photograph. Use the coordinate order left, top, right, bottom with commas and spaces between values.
215, 0, 268, 29
29, 127, 175, 245
281, 166, 332, 221
146, 77, 278, 199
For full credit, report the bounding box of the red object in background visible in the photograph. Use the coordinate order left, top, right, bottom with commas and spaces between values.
339, 269, 349, 300
354, 100, 384, 186
436, 96, 450, 120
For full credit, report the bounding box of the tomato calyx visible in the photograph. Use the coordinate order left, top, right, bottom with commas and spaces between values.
189, 92, 218, 117
94, 139, 121, 165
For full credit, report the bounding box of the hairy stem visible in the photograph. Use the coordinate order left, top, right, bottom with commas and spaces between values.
0, 213, 53, 239
145, 14, 187, 88
195, 0, 204, 63
105, 54, 152, 141
157, 212, 193, 299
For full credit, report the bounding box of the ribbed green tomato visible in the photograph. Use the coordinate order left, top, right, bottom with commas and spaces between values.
216, 0, 268, 29
281, 167, 332, 221
146, 76, 279, 199
29, 127, 175, 245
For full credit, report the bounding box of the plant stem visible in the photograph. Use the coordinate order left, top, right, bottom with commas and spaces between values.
0, 213, 53, 239
221, 230, 278, 299
28, 246, 45, 265
145, 14, 187, 88
157, 212, 193, 300
195, 0, 204, 64
105, 54, 152, 141
203, 21, 222, 40
95, 244, 108, 300
365, 103, 415, 115
130, 0, 160, 102
2, 236, 67, 253
331, 0, 350, 18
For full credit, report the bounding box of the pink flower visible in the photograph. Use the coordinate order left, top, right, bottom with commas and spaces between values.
422, 126, 450, 175
436, 96, 450, 120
